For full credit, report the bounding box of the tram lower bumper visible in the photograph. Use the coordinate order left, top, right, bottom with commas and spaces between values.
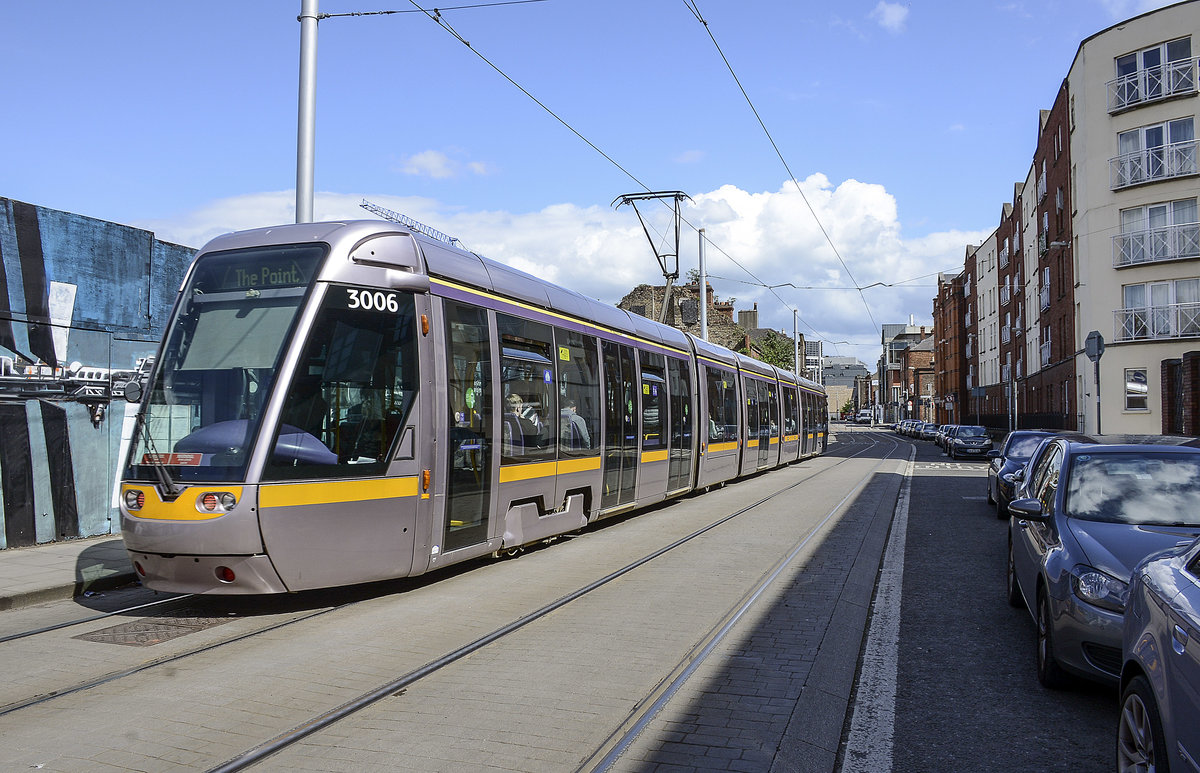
128, 551, 289, 594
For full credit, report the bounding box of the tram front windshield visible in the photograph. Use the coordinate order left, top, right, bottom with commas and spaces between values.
126, 244, 325, 483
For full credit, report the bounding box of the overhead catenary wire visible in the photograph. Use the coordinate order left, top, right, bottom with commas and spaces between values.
397, 1, 844, 345
338, 1, 854, 349
680, 0, 881, 337
318, 0, 548, 19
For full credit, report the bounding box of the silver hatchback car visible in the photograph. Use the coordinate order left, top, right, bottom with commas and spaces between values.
1118, 536, 1200, 772
1007, 438, 1200, 687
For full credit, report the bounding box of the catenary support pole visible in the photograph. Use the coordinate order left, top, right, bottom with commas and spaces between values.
296, 0, 319, 223
698, 228, 708, 341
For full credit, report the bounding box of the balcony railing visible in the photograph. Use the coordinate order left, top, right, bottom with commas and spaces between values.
1040, 284, 1051, 311
999, 246, 1009, 268
1113, 222, 1200, 267
1014, 316, 1023, 336
1038, 232, 1048, 256
1040, 340, 1052, 367
1114, 301, 1200, 341
1000, 285, 1011, 306
1037, 172, 1047, 203
1107, 58, 1198, 113
1001, 325, 1011, 344
1110, 139, 1199, 189
1001, 364, 1011, 383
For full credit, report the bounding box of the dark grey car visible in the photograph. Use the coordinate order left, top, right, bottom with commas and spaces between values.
1119, 536, 1200, 772
1006, 439, 1200, 687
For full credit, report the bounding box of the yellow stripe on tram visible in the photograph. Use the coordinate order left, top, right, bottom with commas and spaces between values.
260, 477, 419, 508
640, 449, 669, 464
499, 457, 604, 484
122, 485, 246, 522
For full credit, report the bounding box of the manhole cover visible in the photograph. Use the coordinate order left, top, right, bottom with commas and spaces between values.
74, 609, 236, 646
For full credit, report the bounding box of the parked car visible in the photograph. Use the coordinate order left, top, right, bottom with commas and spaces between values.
987, 430, 1057, 518
1007, 438, 1200, 687
935, 424, 956, 449
948, 425, 992, 459
1119, 536, 1200, 773
920, 423, 940, 441
938, 424, 960, 452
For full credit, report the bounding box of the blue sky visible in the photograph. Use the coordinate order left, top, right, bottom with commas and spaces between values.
0, 0, 1183, 366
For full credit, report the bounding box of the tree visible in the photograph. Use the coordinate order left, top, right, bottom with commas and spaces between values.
841, 399, 855, 416
741, 330, 797, 371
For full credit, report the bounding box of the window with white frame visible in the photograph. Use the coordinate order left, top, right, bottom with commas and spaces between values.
1119, 278, 1200, 339
1113, 117, 1197, 188
1124, 368, 1149, 411
1116, 198, 1199, 266
1110, 37, 1194, 111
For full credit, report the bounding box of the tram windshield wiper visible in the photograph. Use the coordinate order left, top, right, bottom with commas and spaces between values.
136, 409, 180, 499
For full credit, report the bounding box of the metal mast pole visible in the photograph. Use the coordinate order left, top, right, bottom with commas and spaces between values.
296, 0, 319, 223
698, 228, 708, 341
793, 310, 799, 375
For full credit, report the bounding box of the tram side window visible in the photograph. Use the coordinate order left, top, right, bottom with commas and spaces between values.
640, 352, 666, 450
783, 387, 798, 435
264, 286, 418, 480
705, 367, 738, 442
554, 328, 600, 456
766, 382, 779, 437
746, 379, 761, 440
498, 314, 556, 463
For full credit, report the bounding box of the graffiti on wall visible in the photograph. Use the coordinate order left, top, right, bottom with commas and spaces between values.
0, 198, 195, 548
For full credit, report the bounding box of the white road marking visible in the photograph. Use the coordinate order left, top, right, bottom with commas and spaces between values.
840, 448, 914, 773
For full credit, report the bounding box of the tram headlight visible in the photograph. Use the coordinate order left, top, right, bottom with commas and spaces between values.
124, 490, 145, 511
196, 492, 237, 513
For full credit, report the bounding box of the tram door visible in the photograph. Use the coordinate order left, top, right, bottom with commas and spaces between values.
666, 357, 693, 493
601, 341, 638, 509
761, 382, 778, 467
442, 302, 493, 552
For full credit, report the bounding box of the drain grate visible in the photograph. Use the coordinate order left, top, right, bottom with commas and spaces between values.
73, 608, 236, 646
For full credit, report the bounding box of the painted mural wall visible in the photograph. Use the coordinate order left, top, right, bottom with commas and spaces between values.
0, 198, 195, 548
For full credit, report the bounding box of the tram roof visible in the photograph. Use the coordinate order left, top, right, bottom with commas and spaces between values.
196, 221, 818, 392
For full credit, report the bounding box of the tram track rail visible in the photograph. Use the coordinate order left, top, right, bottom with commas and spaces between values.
205, 432, 906, 772
0, 429, 907, 771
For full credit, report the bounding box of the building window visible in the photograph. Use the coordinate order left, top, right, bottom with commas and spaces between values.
1112, 117, 1197, 189
1109, 37, 1194, 111
1115, 198, 1199, 267
1117, 278, 1200, 340
1125, 368, 1149, 411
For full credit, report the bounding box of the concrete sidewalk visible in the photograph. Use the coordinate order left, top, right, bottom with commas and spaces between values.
0, 535, 136, 610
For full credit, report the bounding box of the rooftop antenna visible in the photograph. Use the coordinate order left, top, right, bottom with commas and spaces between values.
612, 191, 692, 324
359, 199, 461, 247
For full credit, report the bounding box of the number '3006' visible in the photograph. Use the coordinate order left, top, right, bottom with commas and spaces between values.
346, 289, 399, 312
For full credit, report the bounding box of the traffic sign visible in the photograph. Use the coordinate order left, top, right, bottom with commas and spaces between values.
1085, 330, 1105, 362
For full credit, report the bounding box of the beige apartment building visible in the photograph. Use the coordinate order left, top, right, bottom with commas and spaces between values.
1070, 1, 1200, 434
939, 1, 1200, 435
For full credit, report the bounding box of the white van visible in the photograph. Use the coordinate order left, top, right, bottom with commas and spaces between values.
856, 409, 873, 424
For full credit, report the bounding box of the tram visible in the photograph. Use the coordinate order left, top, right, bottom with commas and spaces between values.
119, 220, 827, 594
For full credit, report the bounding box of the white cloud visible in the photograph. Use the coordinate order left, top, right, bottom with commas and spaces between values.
869, 1, 909, 33
133, 178, 985, 367
396, 149, 494, 179
1096, 0, 1179, 18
